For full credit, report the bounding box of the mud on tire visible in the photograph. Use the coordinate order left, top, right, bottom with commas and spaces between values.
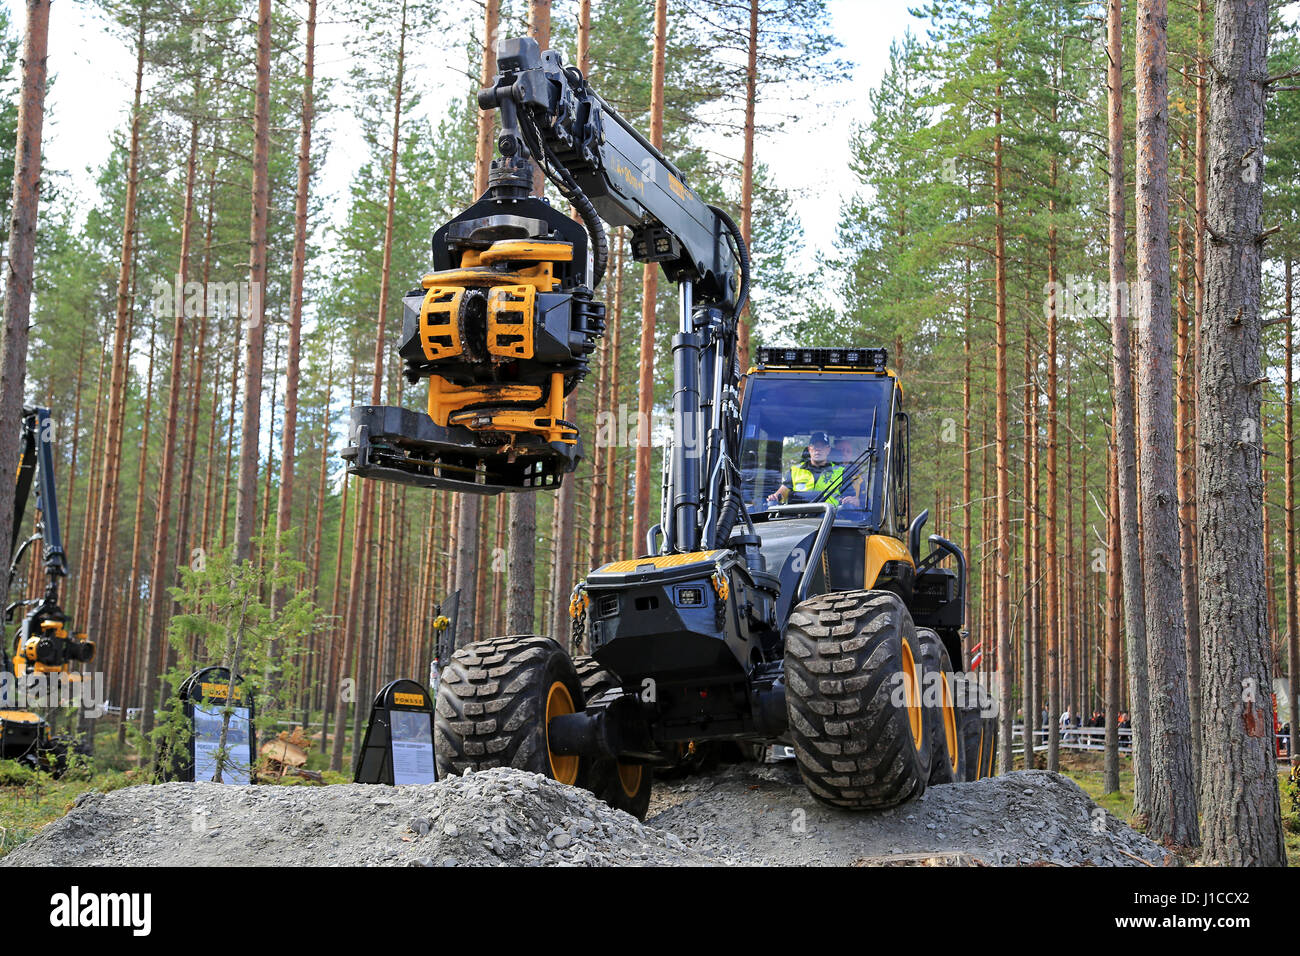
784, 589, 931, 809
434, 635, 584, 783
571, 655, 652, 820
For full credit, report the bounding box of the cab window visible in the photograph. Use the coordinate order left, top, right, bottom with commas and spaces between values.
739, 373, 893, 526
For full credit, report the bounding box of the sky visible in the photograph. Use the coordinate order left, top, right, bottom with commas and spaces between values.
18, 0, 924, 270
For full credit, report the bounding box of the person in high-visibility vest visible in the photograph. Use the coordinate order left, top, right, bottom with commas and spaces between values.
767, 430, 846, 505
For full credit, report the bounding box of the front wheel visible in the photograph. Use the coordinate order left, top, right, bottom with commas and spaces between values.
434, 635, 585, 784
784, 589, 930, 809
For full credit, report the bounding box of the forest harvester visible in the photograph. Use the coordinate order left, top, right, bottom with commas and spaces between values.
343, 37, 997, 817
1, 407, 95, 773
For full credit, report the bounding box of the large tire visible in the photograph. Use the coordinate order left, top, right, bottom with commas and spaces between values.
571, 655, 653, 820
784, 589, 930, 809
434, 635, 585, 784
955, 675, 998, 781
917, 628, 965, 784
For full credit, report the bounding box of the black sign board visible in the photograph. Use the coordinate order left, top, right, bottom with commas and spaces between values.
354, 679, 437, 785
165, 666, 257, 784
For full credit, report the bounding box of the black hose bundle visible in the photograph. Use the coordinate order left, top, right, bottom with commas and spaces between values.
516, 103, 609, 287
707, 203, 750, 322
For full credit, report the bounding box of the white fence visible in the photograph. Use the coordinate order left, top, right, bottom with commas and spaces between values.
1014, 724, 1293, 761
1013, 724, 1131, 755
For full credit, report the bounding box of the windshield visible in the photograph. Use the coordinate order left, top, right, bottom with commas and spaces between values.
739, 373, 894, 525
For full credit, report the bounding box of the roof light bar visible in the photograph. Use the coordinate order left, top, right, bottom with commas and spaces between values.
755, 346, 888, 372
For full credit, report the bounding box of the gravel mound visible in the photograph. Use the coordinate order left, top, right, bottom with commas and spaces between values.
2, 768, 717, 867
4, 764, 1167, 867
646, 763, 1169, 866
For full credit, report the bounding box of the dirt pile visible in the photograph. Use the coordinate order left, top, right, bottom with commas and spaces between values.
3, 767, 717, 867
3, 764, 1167, 867
646, 763, 1169, 866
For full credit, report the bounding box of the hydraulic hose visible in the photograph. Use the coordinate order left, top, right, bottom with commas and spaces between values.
518, 108, 610, 287
708, 203, 750, 321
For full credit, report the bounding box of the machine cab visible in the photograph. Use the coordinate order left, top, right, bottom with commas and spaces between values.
739, 347, 909, 535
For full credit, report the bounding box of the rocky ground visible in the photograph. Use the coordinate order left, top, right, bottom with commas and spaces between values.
646, 761, 1168, 866
3, 760, 1170, 867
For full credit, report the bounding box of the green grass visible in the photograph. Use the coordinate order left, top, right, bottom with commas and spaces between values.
0, 719, 356, 857
0, 761, 139, 858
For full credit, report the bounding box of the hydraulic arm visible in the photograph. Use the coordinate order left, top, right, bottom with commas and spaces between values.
6, 407, 93, 677
344, 37, 751, 555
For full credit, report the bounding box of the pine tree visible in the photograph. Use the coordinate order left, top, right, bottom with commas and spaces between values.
1197, 0, 1286, 866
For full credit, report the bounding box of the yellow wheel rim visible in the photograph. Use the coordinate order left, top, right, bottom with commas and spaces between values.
900, 641, 924, 752
545, 681, 580, 785
617, 762, 643, 798
941, 670, 959, 772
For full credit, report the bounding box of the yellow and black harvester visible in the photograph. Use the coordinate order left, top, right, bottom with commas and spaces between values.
344, 37, 996, 819
2, 407, 94, 773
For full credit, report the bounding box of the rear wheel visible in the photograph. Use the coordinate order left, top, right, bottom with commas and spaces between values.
917, 628, 964, 784
434, 635, 585, 783
784, 589, 930, 809
955, 675, 998, 781
571, 655, 653, 819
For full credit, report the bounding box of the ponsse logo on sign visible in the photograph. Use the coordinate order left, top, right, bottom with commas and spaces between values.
393, 692, 425, 707
49, 886, 151, 936
200, 681, 243, 701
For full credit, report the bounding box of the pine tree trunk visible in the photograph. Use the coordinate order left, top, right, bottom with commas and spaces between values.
457, 496, 482, 643
1197, 0, 1285, 865
962, 251, 973, 669
0, 0, 50, 580
174, 155, 217, 592
1046, 164, 1061, 773
335, 2, 408, 762
1135, 0, 1198, 848
220, 316, 239, 550
310, 361, 333, 603
549, 0, 595, 645
474, 0, 501, 196
603, 231, 625, 563
633, 0, 667, 550
72, 340, 107, 618
273, 0, 317, 608
1023, 303, 1037, 770
737, 0, 758, 371
1176, 141, 1202, 790
89, 10, 146, 713
323, 465, 350, 764
234, 0, 273, 564
501, 0, 553, 636
120, 320, 156, 746
139, 106, 199, 745
528, 0, 551, 197
1287, 260, 1299, 772
992, 37, 1013, 774
1105, 433, 1122, 792
1108, 0, 1152, 817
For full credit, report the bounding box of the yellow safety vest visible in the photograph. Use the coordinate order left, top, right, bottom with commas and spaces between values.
788, 462, 845, 504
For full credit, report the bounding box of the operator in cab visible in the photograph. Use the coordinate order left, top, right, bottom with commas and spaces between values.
767, 431, 846, 505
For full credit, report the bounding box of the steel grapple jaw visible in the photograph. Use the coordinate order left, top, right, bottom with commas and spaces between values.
342, 178, 606, 494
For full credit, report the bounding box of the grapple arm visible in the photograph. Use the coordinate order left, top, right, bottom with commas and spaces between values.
344, 35, 745, 497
